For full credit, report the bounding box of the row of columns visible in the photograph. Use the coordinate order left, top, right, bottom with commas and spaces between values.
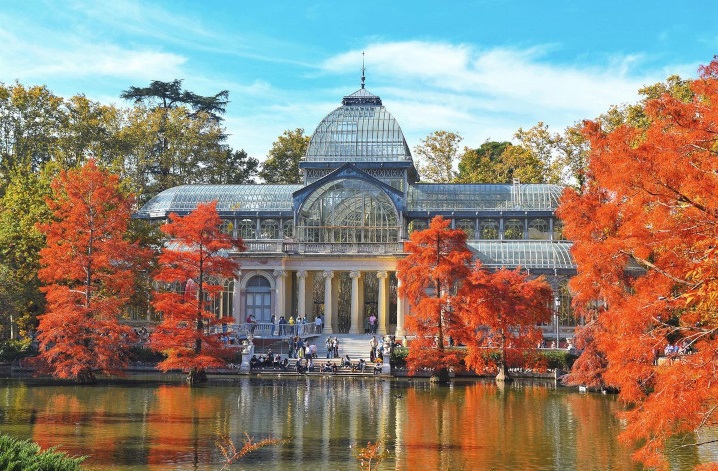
275, 269, 405, 337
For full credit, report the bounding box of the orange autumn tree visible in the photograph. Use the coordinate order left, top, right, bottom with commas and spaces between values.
151, 201, 243, 384
36, 159, 149, 384
559, 57, 718, 469
397, 216, 472, 382
456, 264, 552, 381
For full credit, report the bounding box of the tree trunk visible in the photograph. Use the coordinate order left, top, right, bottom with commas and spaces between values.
495, 363, 513, 383
186, 368, 207, 384
76, 368, 96, 385
430, 367, 452, 384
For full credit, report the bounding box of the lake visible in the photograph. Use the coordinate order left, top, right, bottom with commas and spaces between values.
0, 374, 704, 470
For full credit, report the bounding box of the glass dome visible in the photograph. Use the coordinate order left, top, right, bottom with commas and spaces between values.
305, 88, 413, 163
297, 178, 399, 243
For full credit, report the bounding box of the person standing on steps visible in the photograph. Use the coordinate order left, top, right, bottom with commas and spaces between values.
369, 335, 378, 362
315, 314, 323, 333
368, 314, 377, 334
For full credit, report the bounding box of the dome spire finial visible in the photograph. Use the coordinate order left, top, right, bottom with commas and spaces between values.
361, 51, 366, 89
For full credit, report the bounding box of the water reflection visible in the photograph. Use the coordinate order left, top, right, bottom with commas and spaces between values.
0, 376, 695, 470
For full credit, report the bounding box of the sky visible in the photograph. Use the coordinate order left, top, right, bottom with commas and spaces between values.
1, 0, 717, 160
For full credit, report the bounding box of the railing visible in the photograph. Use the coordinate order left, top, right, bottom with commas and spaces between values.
242, 241, 404, 254
283, 242, 404, 254
225, 322, 323, 338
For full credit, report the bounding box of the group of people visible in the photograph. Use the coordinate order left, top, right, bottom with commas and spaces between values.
325, 336, 340, 358
249, 352, 289, 370
268, 314, 324, 337
288, 336, 318, 359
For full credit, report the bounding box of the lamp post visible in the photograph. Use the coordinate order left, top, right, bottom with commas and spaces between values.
554, 296, 561, 348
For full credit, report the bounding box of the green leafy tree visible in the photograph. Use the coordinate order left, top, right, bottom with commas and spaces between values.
0, 170, 52, 336
456, 141, 546, 183
0, 83, 64, 192
259, 128, 309, 184
120, 80, 232, 202
414, 130, 462, 183
204, 148, 259, 184
120, 79, 229, 122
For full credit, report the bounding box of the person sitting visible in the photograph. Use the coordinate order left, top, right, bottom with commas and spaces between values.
352, 358, 367, 373
331, 362, 338, 373
373, 362, 382, 375
281, 357, 289, 371
295, 358, 306, 374
273, 354, 281, 368
342, 355, 352, 369
249, 355, 258, 370
307, 357, 315, 372
321, 362, 332, 373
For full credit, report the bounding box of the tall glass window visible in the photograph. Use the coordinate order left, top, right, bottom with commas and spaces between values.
504, 219, 524, 240
260, 219, 280, 239
297, 178, 399, 243
528, 218, 549, 240
553, 219, 565, 240
456, 219, 476, 239
479, 219, 499, 240
239, 219, 256, 240
282, 219, 294, 239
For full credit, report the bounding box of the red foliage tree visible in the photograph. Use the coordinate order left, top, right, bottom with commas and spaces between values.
36, 159, 149, 383
456, 263, 552, 381
150, 201, 242, 383
558, 58, 718, 468
397, 216, 472, 380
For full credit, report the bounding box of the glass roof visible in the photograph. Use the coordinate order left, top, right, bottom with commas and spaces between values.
134, 184, 301, 218
407, 183, 563, 211
305, 88, 412, 163
468, 241, 575, 270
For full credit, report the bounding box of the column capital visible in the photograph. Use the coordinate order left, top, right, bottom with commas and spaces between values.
350, 270, 362, 279
296, 270, 308, 279
323, 270, 334, 279
273, 269, 287, 278
376, 270, 388, 280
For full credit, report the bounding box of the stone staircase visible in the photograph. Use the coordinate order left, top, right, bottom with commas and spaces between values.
252, 333, 381, 362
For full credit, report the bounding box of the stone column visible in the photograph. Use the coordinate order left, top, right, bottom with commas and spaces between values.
273, 270, 286, 319
395, 275, 406, 338
233, 271, 242, 333
296, 270, 308, 319
349, 271, 362, 334
377, 271, 389, 335
323, 270, 334, 334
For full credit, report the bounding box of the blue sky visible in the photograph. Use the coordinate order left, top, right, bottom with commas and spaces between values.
1, 0, 717, 160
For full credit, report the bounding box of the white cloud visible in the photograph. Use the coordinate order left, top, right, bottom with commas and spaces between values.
319, 41, 696, 150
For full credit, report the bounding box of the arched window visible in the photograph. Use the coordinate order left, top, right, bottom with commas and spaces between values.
245, 275, 271, 322
503, 219, 524, 240
238, 219, 256, 239
260, 219, 279, 239
282, 219, 294, 239
528, 218, 549, 240
479, 219, 499, 240
456, 219, 475, 239
297, 178, 399, 243
220, 219, 235, 237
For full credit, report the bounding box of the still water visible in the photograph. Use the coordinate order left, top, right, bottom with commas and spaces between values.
0, 375, 703, 470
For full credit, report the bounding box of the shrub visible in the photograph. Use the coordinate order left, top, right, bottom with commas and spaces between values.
390, 346, 408, 368
0, 338, 34, 362
541, 350, 578, 370
0, 434, 85, 470
128, 346, 166, 364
